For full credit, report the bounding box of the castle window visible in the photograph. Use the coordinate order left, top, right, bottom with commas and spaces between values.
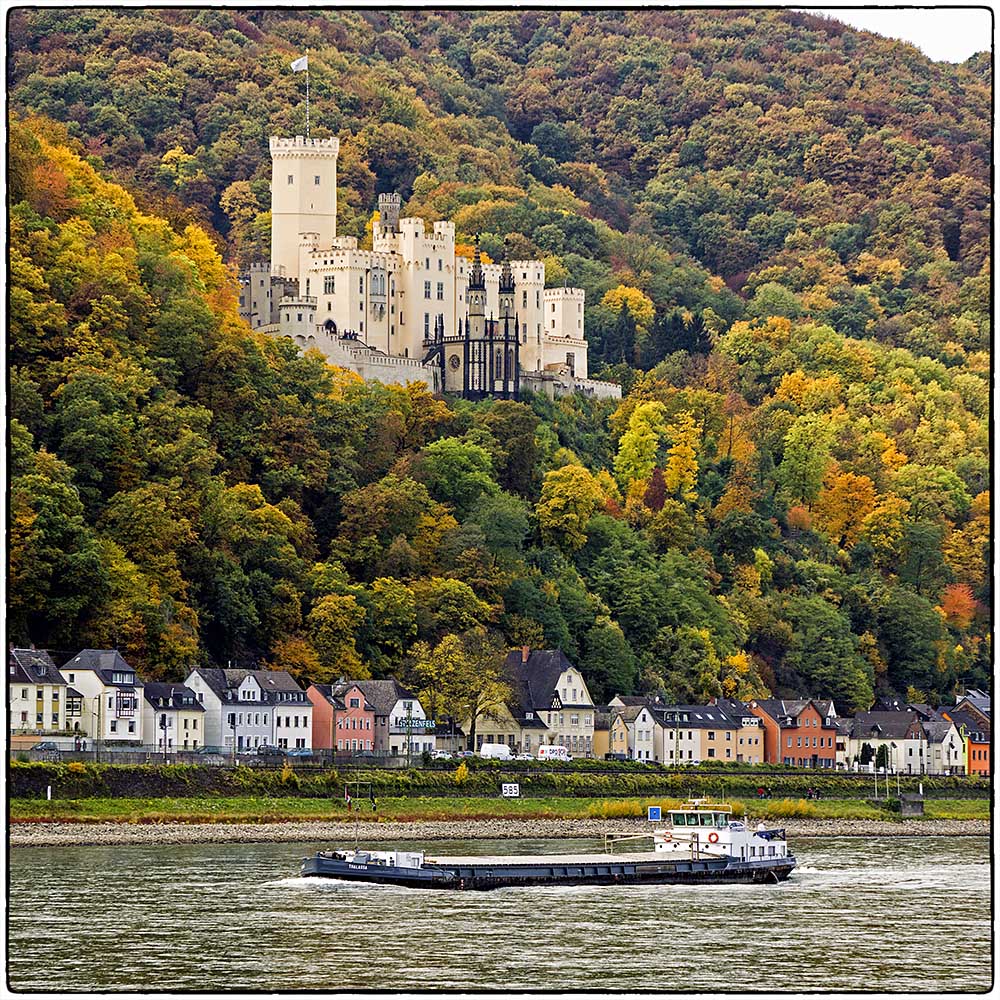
436, 282, 444, 300
324, 276, 335, 294
424, 281, 431, 299
314, 175, 320, 185
359, 276, 364, 294
288, 175, 294, 185
522, 291, 527, 307
425, 258, 430, 269
536, 291, 540, 308
297, 313, 302, 322
424, 313, 430, 336
551, 303, 556, 313
438, 259, 442, 271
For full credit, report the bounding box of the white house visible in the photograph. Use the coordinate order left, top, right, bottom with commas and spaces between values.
185, 667, 313, 752
60, 649, 144, 745
141, 682, 206, 751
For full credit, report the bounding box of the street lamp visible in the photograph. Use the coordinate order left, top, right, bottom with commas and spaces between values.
89, 696, 102, 764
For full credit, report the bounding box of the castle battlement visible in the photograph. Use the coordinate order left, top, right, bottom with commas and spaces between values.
269, 135, 340, 155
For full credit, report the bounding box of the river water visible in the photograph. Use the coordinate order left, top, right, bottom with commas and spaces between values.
7, 836, 991, 992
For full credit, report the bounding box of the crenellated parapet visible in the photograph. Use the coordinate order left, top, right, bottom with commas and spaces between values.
269, 135, 340, 157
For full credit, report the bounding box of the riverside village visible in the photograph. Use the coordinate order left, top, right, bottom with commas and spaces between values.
10, 645, 989, 776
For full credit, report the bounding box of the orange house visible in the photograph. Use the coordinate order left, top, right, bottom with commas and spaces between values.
749, 699, 838, 768
307, 681, 375, 752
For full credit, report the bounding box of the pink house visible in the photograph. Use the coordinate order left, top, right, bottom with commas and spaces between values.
307, 681, 376, 752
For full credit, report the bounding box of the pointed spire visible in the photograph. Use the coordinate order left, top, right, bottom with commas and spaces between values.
469, 238, 485, 291
499, 256, 514, 294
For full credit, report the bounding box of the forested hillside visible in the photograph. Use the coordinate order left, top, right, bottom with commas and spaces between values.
7, 10, 991, 712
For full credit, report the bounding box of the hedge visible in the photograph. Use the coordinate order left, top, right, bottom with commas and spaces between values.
8, 761, 989, 801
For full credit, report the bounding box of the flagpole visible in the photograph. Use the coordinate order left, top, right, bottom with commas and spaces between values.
305, 48, 310, 138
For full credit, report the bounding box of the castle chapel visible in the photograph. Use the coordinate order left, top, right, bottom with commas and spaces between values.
239, 134, 620, 400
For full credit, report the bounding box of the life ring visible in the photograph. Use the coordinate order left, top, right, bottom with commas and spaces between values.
708, 832, 719, 844
661, 832, 672, 842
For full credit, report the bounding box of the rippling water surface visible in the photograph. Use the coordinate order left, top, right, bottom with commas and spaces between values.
7, 836, 991, 992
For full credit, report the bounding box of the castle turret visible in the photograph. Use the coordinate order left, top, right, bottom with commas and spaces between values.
377, 192, 401, 235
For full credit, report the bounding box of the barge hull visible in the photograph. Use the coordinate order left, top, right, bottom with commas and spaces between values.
301, 855, 796, 890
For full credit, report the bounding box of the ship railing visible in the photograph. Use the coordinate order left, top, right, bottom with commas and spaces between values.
603, 832, 654, 854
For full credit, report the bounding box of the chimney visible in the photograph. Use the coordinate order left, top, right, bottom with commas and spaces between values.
521, 645, 530, 664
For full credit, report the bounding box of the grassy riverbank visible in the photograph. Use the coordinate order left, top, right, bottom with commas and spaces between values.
9, 795, 988, 825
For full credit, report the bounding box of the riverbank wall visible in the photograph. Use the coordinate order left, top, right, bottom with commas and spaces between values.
8, 817, 989, 848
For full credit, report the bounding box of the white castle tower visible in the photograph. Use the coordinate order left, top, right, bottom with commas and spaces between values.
269, 135, 339, 281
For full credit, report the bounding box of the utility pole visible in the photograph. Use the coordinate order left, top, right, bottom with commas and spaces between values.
405, 702, 413, 767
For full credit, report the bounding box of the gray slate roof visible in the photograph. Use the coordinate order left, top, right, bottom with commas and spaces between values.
190, 667, 307, 704
311, 681, 374, 713
143, 682, 205, 712
650, 704, 738, 729
752, 698, 837, 729
62, 649, 141, 687
921, 718, 960, 744
352, 678, 419, 718
9, 648, 67, 687
944, 709, 990, 741
849, 711, 921, 740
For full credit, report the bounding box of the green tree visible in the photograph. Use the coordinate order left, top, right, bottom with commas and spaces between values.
306, 594, 367, 681
410, 629, 511, 749
537, 464, 603, 551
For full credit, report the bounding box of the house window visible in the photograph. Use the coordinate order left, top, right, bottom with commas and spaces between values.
424, 281, 431, 299
707, 732, 715, 741
314, 175, 320, 185
436, 282, 444, 300
110, 721, 117, 733
287, 175, 294, 185
350, 697, 360, 708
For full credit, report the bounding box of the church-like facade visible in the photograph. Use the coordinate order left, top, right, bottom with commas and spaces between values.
238, 134, 619, 400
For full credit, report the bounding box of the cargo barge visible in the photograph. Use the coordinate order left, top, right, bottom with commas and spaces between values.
300, 800, 796, 890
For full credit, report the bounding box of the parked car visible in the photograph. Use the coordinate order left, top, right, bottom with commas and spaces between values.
285, 747, 314, 759
256, 744, 285, 757
604, 752, 629, 762
455, 749, 476, 759
351, 750, 378, 760
477, 743, 513, 761
430, 749, 453, 761
514, 753, 535, 761
31, 741, 61, 751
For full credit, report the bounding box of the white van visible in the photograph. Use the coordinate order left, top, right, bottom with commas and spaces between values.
537, 744, 571, 762
478, 742, 513, 760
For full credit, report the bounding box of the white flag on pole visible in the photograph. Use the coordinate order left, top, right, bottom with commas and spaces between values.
290, 55, 308, 72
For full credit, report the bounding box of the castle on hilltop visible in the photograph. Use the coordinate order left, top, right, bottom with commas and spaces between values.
238, 134, 620, 400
